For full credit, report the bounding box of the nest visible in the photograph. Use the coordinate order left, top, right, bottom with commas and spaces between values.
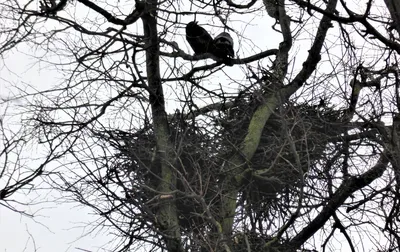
98, 96, 345, 233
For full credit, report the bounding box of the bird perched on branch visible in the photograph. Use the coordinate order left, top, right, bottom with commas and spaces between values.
212, 32, 234, 59
185, 21, 214, 55
40, 0, 68, 15
185, 21, 235, 65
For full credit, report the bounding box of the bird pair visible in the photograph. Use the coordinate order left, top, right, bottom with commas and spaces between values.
185, 21, 234, 61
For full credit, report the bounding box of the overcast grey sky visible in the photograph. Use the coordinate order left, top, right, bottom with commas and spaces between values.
0, 11, 280, 252
0, 1, 389, 251
0, 47, 114, 251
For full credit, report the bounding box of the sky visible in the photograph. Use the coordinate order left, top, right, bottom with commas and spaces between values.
0, 198, 111, 252
0, 1, 343, 250
0, 0, 389, 251
0, 6, 273, 252
0, 47, 114, 251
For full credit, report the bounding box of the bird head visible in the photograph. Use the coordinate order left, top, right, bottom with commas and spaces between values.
214, 32, 233, 46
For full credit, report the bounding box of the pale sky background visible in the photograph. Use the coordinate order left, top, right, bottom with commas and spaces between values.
0, 49, 115, 251
0, 1, 389, 251
0, 7, 282, 251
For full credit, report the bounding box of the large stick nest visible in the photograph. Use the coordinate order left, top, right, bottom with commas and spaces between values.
96, 96, 346, 234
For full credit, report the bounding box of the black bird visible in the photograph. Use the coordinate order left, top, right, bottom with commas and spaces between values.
212, 32, 234, 59
185, 21, 214, 55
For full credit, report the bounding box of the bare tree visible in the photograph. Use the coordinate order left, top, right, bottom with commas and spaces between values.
0, 105, 56, 214
2, 0, 400, 251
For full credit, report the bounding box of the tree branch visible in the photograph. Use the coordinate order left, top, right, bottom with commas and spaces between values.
287, 153, 389, 249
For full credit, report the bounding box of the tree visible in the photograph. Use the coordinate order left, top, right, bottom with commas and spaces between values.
1, 0, 400, 251
0, 100, 59, 215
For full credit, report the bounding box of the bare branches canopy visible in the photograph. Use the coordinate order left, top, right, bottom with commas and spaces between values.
1, 0, 400, 251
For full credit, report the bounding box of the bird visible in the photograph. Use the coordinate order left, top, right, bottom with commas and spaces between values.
211, 32, 234, 59
185, 21, 214, 55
